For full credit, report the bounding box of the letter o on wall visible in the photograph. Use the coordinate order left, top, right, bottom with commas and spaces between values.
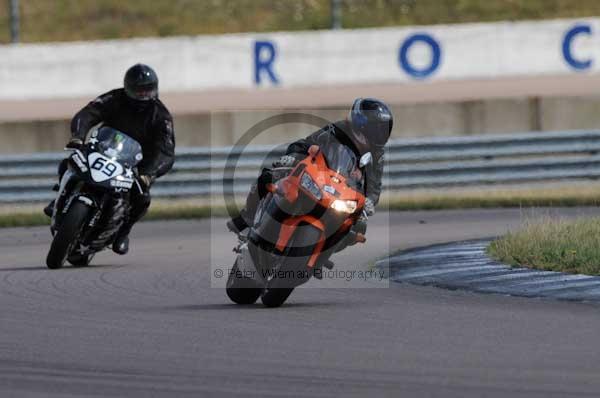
399, 33, 442, 79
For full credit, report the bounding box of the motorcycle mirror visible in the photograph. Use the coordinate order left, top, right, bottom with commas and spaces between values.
359, 152, 372, 168
308, 145, 319, 163
266, 183, 276, 193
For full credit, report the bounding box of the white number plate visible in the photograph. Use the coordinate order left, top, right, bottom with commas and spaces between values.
88, 152, 124, 182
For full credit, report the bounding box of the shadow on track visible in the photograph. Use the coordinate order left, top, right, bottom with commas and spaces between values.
0, 264, 126, 272
166, 301, 344, 311
0, 266, 47, 272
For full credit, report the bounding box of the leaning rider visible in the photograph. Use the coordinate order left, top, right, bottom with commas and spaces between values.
227, 97, 393, 234
44, 63, 176, 255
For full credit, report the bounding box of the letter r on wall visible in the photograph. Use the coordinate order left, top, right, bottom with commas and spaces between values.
254, 40, 280, 85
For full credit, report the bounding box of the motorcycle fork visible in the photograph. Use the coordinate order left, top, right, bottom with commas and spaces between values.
52, 170, 81, 231
83, 193, 127, 249
77, 194, 110, 245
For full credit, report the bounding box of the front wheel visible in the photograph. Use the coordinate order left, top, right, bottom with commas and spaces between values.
68, 253, 95, 267
226, 264, 262, 304
46, 201, 91, 269
260, 225, 322, 308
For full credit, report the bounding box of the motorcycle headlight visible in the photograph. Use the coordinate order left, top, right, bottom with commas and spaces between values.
331, 199, 358, 214
300, 173, 322, 200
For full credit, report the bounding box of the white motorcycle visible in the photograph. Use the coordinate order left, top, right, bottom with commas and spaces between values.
46, 126, 143, 269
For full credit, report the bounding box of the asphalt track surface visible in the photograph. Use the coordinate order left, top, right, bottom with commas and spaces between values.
2, 208, 600, 397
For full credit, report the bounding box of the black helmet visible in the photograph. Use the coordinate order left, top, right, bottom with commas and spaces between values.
348, 98, 393, 153
124, 63, 158, 103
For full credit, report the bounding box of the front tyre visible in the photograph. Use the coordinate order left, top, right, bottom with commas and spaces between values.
68, 253, 95, 267
226, 263, 262, 304
46, 201, 91, 270
260, 225, 321, 308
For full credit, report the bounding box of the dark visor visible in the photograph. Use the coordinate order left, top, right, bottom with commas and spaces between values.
127, 84, 157, 101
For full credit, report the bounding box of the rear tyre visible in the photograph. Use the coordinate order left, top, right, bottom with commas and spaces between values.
46, 201, 90, 270
261, 287, 294, 308
226, 264, 262, 304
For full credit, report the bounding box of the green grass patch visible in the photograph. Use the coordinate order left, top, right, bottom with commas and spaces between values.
383, 188, 600, 211
488, 217, 600, 275
0, 212, 50, 228
144, 204, 225, 221
0, 203, 219, 228
2, 185, 600, 228
2, 0, 600, 43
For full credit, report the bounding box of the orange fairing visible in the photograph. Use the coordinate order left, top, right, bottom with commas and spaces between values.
272, 146, 367, 268
276, 216, 325, 268
306, 148, 367, 212
276, 147, 366, 209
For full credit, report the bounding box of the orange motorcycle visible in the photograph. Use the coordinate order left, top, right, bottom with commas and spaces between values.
227, 134, 371, 307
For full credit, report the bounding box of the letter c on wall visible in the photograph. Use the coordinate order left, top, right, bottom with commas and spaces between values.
562, 24, 593, 71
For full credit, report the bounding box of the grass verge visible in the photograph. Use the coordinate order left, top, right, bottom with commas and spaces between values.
0, 201, 222, 228
382, 185, 600, 211
487, 217, 600, 275
2, 0, 600, 44
2, 184, 600, 228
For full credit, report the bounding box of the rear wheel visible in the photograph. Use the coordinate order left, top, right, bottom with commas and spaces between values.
261, 287, 294, 308
226, 263, 262, 304
46, 201, 90, 270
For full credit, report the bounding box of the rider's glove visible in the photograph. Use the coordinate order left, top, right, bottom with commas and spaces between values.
138, 174, 154, 190
364, 198, 375, 217
272, 155, 297, 168
65, 138, 83, 150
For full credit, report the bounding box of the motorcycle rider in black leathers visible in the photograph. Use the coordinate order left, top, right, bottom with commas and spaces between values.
227, 97, 393, 235
44, 63, 176, 255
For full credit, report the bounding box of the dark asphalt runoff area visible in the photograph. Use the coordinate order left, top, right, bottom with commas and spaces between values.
1, 208, 600, 397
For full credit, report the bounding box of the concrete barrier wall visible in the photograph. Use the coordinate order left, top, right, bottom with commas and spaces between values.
4, 18, 600, 153
4, 96, 600, 154
2, 18, 600, 100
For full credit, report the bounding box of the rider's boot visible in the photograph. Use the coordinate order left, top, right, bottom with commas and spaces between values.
43, 184, 60, 217
112, 226, 131, 255
111, 195, 150, 255
313, 260, 334, 280
227, 181, 263, 235
227, 215, 249, 235
43, 200, 55, 217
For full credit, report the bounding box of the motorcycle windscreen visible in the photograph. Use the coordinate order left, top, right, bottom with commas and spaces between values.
315, 134, 363, 189
93, 126, 143, 169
